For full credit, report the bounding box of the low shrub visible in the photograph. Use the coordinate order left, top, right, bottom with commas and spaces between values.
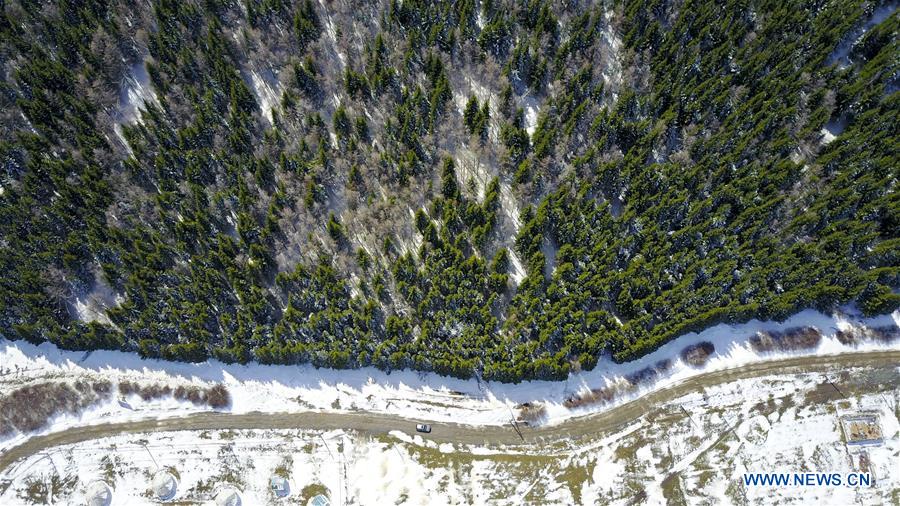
680, 342, 715, 367
0, 381, 112, 435
750, 327, 822, 352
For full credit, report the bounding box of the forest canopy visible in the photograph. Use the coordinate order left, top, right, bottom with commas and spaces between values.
0, 0, 897, 381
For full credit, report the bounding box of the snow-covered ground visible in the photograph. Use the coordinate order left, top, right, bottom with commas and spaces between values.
572, 368, 900, 505
248, 69, 281, 123
1, 364, 896, 505
1, 426, 545, 505
0, 308, 897, 456
821, 114, 849, 146
2, 428, 349, 505
116, 61, 159, 125
522, 95, 540, 136
112, 60, 160, 153
827, 3, 898, 69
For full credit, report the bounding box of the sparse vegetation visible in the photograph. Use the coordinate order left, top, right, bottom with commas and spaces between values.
0, 381, 111, 435
18, 473, 77, 504
119, 381, 231, 408
749, 327, 823, 353
298, 483, 329, 504
835, 325, 899, 345
273, 456, 293, 479
563, 381, 632, 410
206, 384, 231, 408
0, 377, 228, 437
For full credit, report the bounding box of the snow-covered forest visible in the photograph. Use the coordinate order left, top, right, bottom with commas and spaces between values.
0, 0, 897, 380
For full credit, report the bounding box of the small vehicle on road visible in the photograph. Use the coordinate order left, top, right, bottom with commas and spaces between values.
415, 423, 432, 433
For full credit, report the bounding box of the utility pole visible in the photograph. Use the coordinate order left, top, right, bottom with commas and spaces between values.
680, 406, 700, 430
319, 434, 335, 461
510, 419, 525, 441
507, 406, 525, 441
141, 443, 159, 469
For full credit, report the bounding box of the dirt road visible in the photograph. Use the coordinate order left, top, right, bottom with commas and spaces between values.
1, 349, 898, 475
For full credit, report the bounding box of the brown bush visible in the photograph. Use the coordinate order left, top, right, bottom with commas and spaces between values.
563, 382, 631, 409
74, 380, 92, 394
783, 327, 822, 349
749, 331, 776, 351
680, 342, 715, 367
565, 358, 677, 409
172, 385, 191, 402
516, 402, 547, 424
0, 378, 231, 438
122, 381, 229, 408
835, 329, 861, 345
188, 387, 204, 405
625, 359, 673, 386
0, 381, 112, 434
625, 366, 659, 386
138, 384, 172, 401
655, 358, 673, 371
870, 326, 899, 342
836, 326, 899, 345
750, 327, 822, 352
92, 380, 112, 395
173, 385, 204, 404
205, 384, 231, 409
118, 380, 138, 396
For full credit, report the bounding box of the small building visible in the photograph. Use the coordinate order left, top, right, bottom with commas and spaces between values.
270, 476, 289, 497
214, 487, 241, 506
151, 470, 177, 501
85, 481, 111, 506
841, 413, 884, 445
308, 494, 330, 506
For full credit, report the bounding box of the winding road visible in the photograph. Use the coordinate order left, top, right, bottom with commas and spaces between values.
1, 349, 898, 476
